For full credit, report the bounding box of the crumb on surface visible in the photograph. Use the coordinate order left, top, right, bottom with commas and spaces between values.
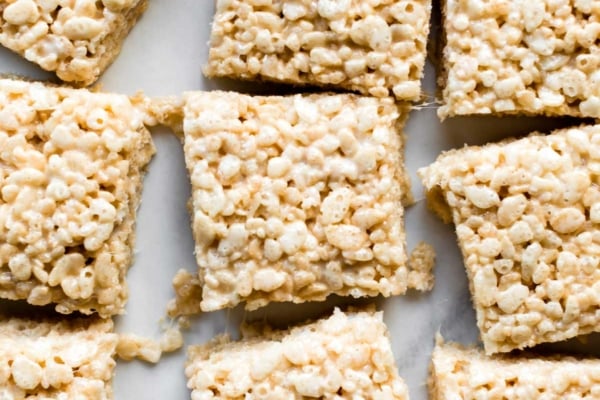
167, 269, 203, 318
408, 241, 436, 291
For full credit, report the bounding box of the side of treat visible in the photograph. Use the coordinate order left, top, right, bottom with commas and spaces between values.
439, 0, 600, 118
419, 123, 600, 354
0, 316, 119, 399
430, 338, 600, 399
177, 90, 434, 313
205, 0, 431, 101
0, 77, 155, 317
0, 0, 148, 86
185, 307, 410, 399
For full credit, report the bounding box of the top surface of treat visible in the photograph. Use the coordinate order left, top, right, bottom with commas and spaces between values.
440, 0, 600, 118
419, 124, 600, 354
431, 341, 600, 399
183, 91, 426, 312
0, 78, 155, 317
186, 308, 409, 399
205, 0, 431, 100
0, 0, 147, 86
0, 316, 118, 399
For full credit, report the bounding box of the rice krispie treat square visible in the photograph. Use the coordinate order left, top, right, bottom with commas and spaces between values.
186, 308, 410, 399
0, 316, 119, 399
439, 0, 600, 119
0, 0, 148, 86
205, 0, 431, 101
183, 91, 429, 312
0, 78, 155, 317
430, 339, 600, 399
419, 124, 600, 354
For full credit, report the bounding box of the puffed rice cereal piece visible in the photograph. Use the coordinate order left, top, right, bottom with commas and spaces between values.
419, 124, 600, 354
0, 316, 118, 399
185, 307, 410, 399
0, 0, 148, 86
430, 338, 600, 399
182, 91, 424, 312
439, 0, 600, 119
205, 0, 431, 101
0, 78, 155, 317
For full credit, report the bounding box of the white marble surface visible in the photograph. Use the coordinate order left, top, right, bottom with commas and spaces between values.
1, 1, 599, 399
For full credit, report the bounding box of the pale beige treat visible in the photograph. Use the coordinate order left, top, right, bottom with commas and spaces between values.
186, 307, 410, 399
0, 78, 155, 317
182, 91, 425, 312
439, 0, 600, 119
0, 0, 148, 86
419, 124, 600, 354
205, 0, 431, 101
0, 316, 119, 399
430, 339, 600, 400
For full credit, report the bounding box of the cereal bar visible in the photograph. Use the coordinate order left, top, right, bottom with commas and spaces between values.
185, 307, 410, 399
0, 78, 155, 317
430, 339, 600, 399
0, 0, 148, 86
183, 91, 428, 312
419, 124, 600, 354
439, 0, 600, 118
205, 0, 431, 101
0, 316, 119, 399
